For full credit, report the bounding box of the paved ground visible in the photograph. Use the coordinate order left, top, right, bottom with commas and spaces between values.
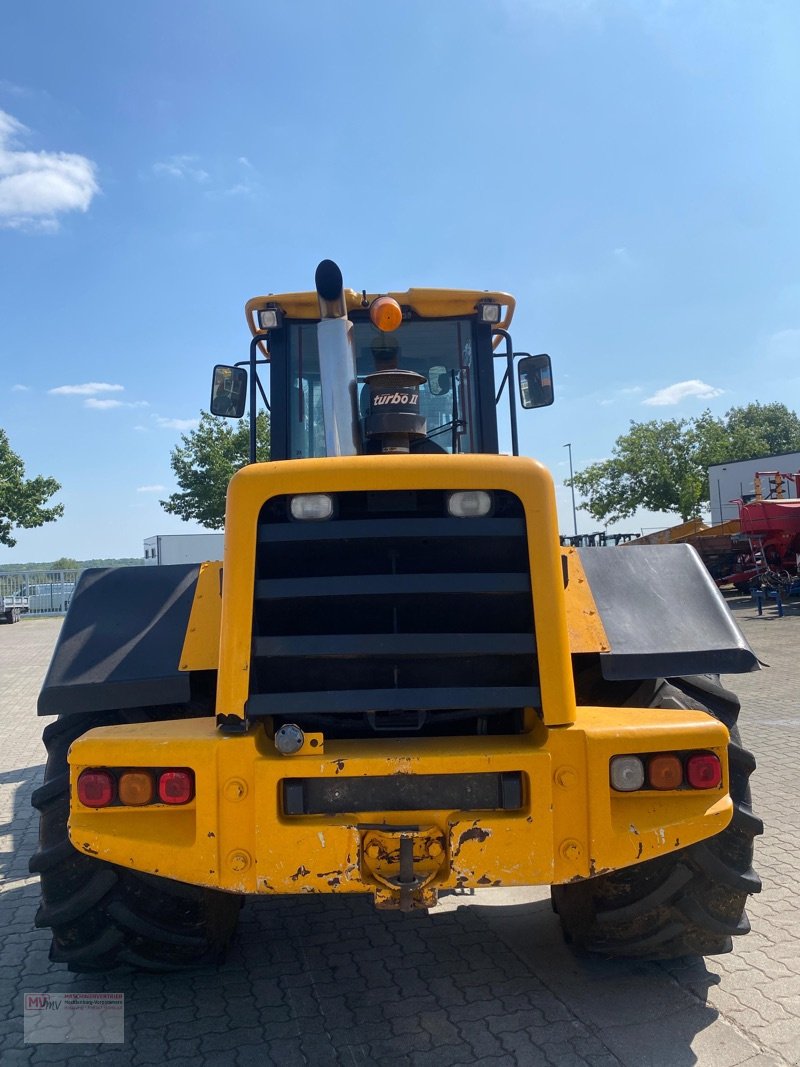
1, 599, 798, 1066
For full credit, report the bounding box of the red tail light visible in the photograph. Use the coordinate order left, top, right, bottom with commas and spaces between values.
686, 754, 722, 789
77, 770, 115, 808
158, 770, 194, 805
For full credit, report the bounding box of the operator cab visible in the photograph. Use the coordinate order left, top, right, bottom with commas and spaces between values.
209, 262, 554, 462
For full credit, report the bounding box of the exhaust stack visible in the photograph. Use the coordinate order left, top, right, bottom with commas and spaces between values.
315, 259, 360, 456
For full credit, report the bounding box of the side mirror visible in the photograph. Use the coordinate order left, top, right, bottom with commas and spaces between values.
210, 365, 248, 418
517, 353, 554, 409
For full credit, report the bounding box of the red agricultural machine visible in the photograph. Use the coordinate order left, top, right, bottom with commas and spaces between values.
624, 471, 800, 594
723, 471, 800, 592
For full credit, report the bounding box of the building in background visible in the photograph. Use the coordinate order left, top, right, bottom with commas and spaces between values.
708, 452, 800, 524
143, 533, 224, 566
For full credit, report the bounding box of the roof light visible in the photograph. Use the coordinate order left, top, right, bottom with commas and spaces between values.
370, 296, 403, 332
686, 754, 722, 790
478, 302, 501, 324
610, 755, 645, 792
118, 771, 155, 806
647, 754, 683, 790
447, 491, 493, 518
290, 493, 334, 521
158, 770, 194, 805
77, 770, 115, 808
258, 307, 282, 330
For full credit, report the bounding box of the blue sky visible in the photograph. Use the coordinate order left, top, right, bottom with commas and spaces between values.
1, 0, 798, 561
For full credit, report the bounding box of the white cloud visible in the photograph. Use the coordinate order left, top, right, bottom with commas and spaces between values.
137, 484, 166, 493
84, 397, 148, 411
598, 384, 643, 407
642, 379, 724, 407
216, 182, 253, 198
152, 155, 209, 183
765, 329, 800, 361
49, 381, 124, 396
0, 109, 99, 230
153, 415, 199, 431
12, 383, 29, 391
151, 152, 260, 199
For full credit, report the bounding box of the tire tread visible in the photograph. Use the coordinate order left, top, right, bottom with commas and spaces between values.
30, 709, 241, 972
552, 675, 761, 960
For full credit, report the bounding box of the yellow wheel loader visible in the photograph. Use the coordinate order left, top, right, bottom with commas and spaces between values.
31, 260, 761, 971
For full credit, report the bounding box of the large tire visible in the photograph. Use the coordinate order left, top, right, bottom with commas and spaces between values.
30, 708, 242, 972
551, 675, 762, 959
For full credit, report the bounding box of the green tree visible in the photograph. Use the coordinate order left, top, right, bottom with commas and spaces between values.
51, 557, 79, 570
160, 412, 270, 529
569, 402, 800, 524
0, 428, 64, 548
722, 401, 800, 458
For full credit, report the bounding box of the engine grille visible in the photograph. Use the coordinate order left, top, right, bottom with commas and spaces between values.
247, 489, 538, 732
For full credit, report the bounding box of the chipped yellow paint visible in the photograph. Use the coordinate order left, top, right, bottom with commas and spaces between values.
561, 547, 611, 654
68, 705, 732, 901
179, 561, 223, 671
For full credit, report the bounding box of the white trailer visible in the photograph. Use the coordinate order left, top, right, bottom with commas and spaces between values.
1, 593, 29, 623
143, 533, 224, 566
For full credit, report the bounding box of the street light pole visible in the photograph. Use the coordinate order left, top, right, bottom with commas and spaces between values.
564, 442, 578, 537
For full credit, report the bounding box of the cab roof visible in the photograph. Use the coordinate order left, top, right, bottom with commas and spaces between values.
245, 288, 515, 342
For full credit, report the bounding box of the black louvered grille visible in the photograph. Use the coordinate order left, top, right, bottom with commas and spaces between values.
248, 490, 538, 733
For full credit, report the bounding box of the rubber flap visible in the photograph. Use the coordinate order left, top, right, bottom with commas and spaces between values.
577, 544, 758, 680
38, 565, 199, 716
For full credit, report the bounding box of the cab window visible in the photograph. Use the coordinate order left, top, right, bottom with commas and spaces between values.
287, 318, 480, 459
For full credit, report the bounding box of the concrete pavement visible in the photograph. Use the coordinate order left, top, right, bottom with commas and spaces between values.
1, 600, 797, 1065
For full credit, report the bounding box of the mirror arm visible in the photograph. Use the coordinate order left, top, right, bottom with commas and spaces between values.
493, 328, 518, 457
248, 334, 268, 463
235, 356, 270, 413
495, 368, 508, 405
451, 369, 460, 454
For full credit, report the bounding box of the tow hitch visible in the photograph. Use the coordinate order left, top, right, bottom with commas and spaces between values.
360, 825, 447, 911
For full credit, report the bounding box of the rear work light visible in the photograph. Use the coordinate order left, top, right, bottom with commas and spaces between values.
478, 302, 501, 324
258, 307, 282, 330
77, 770, 116, 808
447, 490, 493, 518
290, 493, 334, 521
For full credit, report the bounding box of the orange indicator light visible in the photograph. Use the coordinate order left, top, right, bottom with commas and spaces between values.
370, 296, 403, 332
647, 754, 683, 790
118, 771, 155, 806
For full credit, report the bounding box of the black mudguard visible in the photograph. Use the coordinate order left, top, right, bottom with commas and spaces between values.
38, 565, 202, 716
578, 544, 759, 680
